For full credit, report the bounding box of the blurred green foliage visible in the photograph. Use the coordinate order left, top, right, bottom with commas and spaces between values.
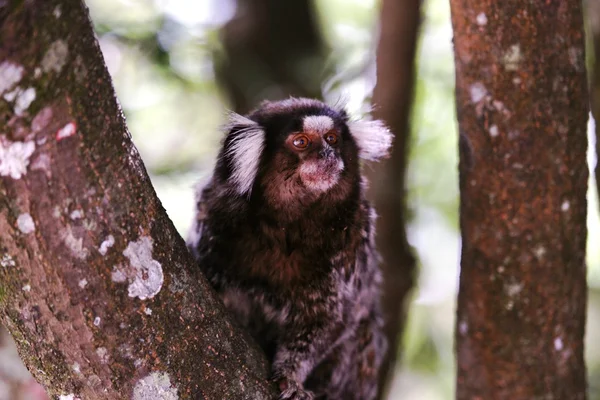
84, 0, 600, 398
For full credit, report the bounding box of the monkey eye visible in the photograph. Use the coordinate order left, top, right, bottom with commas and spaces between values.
325, 132, 339, 146
292, 134, 311, 149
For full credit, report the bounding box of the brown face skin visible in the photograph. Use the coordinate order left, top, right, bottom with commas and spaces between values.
285, 129, 344, 193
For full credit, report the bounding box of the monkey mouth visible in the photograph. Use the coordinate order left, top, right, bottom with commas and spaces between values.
298, 158, 344, 192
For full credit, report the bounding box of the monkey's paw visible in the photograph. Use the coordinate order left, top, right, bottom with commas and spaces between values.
274, 377, 314, 400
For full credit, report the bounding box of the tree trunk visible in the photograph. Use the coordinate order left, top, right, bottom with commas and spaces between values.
588, 0, 600, 203
450, 1, 589, 398
368, 0, 421, 397
214, 0, 328, 114
0, 1, 275, 399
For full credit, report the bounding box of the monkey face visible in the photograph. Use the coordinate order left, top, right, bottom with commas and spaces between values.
217, 98, 392, 211
284, 115, 347, 194
252, 103, 362, 213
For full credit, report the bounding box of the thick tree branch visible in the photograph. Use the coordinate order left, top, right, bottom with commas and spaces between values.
214, 0, 328, 114
450, 0, 588, 398
369, 0, 421, 396
0, 1, 275, 399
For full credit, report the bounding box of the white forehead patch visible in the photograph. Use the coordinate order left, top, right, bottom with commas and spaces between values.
303, 115, 334, 134
348, 119, 393, 161
224, 113, 265, 197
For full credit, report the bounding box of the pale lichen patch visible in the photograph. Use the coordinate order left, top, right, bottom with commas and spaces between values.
96, 347, 109, 363
59, 395, 80, 400
61, 226, 89, 260
111, 266, 127, 283
14, 87, 36, 116
16, 213, 35, 234
123, 236, 164, 300
0, 61, 24, 94
99, 234, 115, 255
469, 82, 487, 103
554, 337, 564, 351
70, 210, 83, 220
133, 372, 178, 400
0, 139, 35, 179
0, 254, 16, 267
476, 12, 487, 26
489, 125, 499, 137
3, 87, 19, 102
505, 282, 524, 297
42, 40, 69, 74
533, 245, 546, 260
502, 44, 522, 71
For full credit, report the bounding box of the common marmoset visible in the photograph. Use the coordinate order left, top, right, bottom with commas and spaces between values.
187, 98, 391, 400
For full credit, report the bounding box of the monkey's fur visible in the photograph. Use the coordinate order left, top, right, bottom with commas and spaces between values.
187, 98, 391, 400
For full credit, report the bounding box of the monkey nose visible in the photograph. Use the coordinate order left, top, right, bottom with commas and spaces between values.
319, 147, 334, 159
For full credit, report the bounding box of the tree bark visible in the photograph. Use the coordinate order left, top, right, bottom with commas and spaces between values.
368, 0, 421, 397
450, 1, 589, 398
0, 1, 275, 399
214, 0, 328, 114
588, 0, 600, 203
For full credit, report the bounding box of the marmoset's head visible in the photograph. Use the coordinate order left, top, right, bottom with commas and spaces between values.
216, 98, 392, 210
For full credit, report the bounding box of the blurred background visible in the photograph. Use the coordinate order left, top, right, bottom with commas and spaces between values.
2, 0, 600, 398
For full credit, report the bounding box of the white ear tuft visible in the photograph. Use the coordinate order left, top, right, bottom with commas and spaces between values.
224, 113, 265, 196
348, 119, 393, 161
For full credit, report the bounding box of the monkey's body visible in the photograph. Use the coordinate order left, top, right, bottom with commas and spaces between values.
187, 98, 390, 400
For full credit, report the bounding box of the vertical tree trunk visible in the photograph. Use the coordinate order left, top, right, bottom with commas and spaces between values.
369, 0, 421, 397
214, 0, 328, 114
588, 0, 600, 200
450, 1, 589, 398
0, 1, 275, 398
